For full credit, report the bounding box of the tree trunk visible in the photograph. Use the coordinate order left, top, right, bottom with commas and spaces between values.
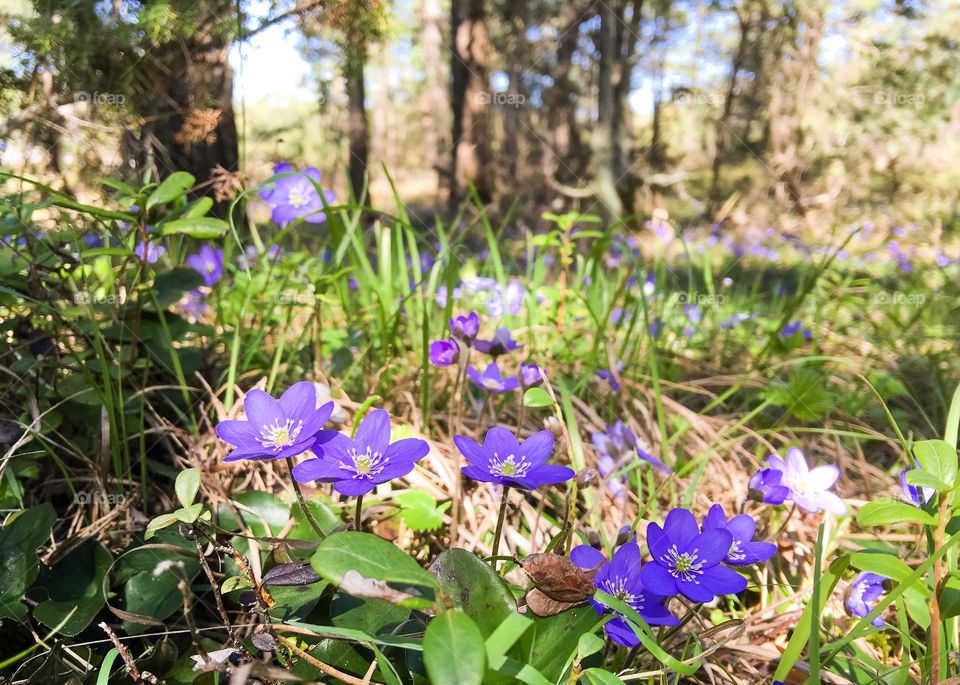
346, 49, 369, 202
449, 0, 494, 209
136, 9, 239, 216
420, 0, 449, 196
592, 1, 624, 218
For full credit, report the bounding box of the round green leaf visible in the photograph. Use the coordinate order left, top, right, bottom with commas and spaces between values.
311, 531, 439, 591
175, 468, 201, 508
146, 171, 195, 211
423, 609, 486, 685
523, 388, 554, 408
428, 548, 516, 638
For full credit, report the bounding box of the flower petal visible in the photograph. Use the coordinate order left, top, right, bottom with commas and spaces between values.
278, 382, 316, 422
725, 514, 757, 542
702, 504, 727, 530
570, 545, 606, 571
454, 434, 487, 466
640, 562, 678, 597
604, 616, 641, 647
526, 464, 575, 486
676, 576, 715, 602
690, 528, 733, 566
372, 459, 418, 483
700, 565, 748, 596
484, 426, 520, 462
384, 437, 430, 464
662, 508, 699, 548
462, 465, 501, 484
244, 389, 284, 428
520, 431, 554, 467
729, 541, 777, 566
806, 464, 840, 490
299, 402, 335, 439
318, 433, 354, 462
334, 478, 377, 496
785, 447, 808, 475
216, 419, 257, 447
292, 458, 353, 483
354, 409, 391, 455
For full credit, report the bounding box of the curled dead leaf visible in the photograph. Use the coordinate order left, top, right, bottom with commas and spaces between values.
520, 553, 597, 602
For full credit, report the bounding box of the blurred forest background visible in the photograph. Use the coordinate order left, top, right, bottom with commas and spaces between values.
1, 0, 959, 231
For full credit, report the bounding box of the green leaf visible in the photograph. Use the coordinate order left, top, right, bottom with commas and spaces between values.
429, 549, 516, 639
0, 503, 57, 620
939, 577, 960, 619
522, 606, 604, 681
220, 575, 251, 594
576, 633, 605, 660
394, 491, 449, 531
312, 531, 439, 592
144, 512, 180, 539
582, 669, 626, 685
904, 469, 950, 492
182, 196, 214, 218
146, 171, 195, 211
523, 388, 554, 408
217, 491, 291, 538
856, 499, 937, 527
174, 503, 203, 524
158, 217, 228, 239
423, 610, 486, 685
152, 267, 205, 309
762, 367, 834, 421
175, 468, 201, 508
850, 551, 918, 586
34, 539, 111, 636
914, 439, 958, 488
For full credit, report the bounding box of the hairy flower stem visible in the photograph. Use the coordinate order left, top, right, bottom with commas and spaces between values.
355, 495, 364, 531
931, 491, 950, 683
286, 458, 326, 539
449, 345, 470, 547
491, 487, 511, 565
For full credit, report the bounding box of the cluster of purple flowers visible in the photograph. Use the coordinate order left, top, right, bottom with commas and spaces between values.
183, 245, 224, 317
436, 277, 526, 318
429, 311, 544, 393
573, 506, 775, 646
749, 447, 846, 515
216, 382, 429, 497
591, 421, 671, 498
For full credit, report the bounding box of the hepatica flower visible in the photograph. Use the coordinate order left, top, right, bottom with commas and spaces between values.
136, 240, 165, 263
844, 572, 887, 627
474, 327, 522, 356
292, 409, 429, 496
640, 508, 747, 603
187, 245, 224, 286
781, 320, 812, 341
429, 339, 459, 367
592, 421, 672, 477
702, 504, 776, 566
468, 362, 520, 393
748, 468, 790, 505
259, 162, 336, 226
455, 426, 574, 489
571, 542, 678, 647
764, 447, 846, 515
450, 311, 480, 343
216, 382, 334, 462
900, 462, 935, 506
520, 363, 544, 388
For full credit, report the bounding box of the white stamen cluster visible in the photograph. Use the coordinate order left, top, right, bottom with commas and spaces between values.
259, 418, 304, 451
342, 445, 386, 480
489, 452, 529, 478
662, 544, 705, 583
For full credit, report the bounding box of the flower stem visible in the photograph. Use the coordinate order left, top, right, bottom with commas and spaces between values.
286, 458, 326, 540
355, 494, 364, 531
491, 487, 510, 564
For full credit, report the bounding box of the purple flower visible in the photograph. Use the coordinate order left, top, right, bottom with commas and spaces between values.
597, 367, 621, 392
900, 462, 935, 506
844, 572, 886, 627
450, 312, 480, 343
259, 162, 336, 226
702, 504, 776, 566
429, 339, 459, 367
216, 382, 334, 462
520, 363, 544, 388
183, 289, 207, 318
748, 468, 790, 505
571, 542, 678, 646
292, 409, 429, 496
765, 448, 846, 515
467, 362, 520, 393
455, 426, 573, 489
781, 320, 811, 341
474, 327, 522, 356
186, 245, 224, 286
592, 421, 672, 478
640, 509, 747, 603
136, 240, 165, 263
